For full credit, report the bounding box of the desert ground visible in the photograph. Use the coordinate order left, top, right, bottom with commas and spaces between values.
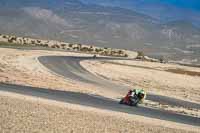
0, 47, 199, 132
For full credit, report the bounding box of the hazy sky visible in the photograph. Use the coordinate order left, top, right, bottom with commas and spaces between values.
82, 0, 200, 11
160, 0, 200, 11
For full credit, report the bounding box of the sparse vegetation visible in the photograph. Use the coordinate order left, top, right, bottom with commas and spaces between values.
37, 40, 41, 44
166, 68, 200, 77
31, 40, 35, 44
136, 51, 145, 60
68, 43, 73, 48
0, 33, 129, 57
51, 44, 60, 49
43, 44, 49, 47
80, 47, 89, 52
159, 56, 168, 63
124, 54, 128, 57
77, 43, 82, 50
61, 44, 66, 49
2, 35, 7, 39
159, 57, 164, 63
8, 36, 17, 43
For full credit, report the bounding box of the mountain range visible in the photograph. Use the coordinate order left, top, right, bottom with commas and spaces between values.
0, 0, 200, 64
81, 0, 200, 26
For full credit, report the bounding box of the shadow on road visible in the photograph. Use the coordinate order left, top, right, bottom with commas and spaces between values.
0, 83, 199, 126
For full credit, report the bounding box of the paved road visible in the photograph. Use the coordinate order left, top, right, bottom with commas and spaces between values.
0, 55, 199, 126
0, 83, 199, 126
39, 56, 200, 110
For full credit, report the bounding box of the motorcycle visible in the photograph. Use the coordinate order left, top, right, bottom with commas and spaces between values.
119, 95, 140, 106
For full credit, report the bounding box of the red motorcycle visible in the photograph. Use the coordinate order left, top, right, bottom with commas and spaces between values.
119, 90, 144, 106
119, 95, 140, 106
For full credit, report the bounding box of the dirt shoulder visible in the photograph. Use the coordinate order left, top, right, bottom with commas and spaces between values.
0, 91, 199, 133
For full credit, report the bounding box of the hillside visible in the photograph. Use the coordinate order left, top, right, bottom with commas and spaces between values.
0, 0, 200, 64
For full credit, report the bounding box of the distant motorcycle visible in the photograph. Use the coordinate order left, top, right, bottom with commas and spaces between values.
92, 55, 97, 58
119, 89, 145, 106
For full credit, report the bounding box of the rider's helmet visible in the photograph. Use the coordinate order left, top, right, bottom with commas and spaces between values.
138, 90, 145, 99
128, 90, 132, 94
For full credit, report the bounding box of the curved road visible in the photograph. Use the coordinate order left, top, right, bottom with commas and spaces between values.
37, 56, 200, 126
0, 56, 199, 126
39, 56, 200, 109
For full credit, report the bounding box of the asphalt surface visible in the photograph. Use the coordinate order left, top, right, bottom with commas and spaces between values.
0, 83, 199, 126
0, 55, 199, 126
39, 56, 200, 110
37, 55, 200, 126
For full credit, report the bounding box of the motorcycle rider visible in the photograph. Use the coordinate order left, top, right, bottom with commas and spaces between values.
124, 89, 146, 105
124, 90, 133, 104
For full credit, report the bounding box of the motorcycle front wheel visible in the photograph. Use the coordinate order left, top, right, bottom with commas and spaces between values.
119, 99, 124, 104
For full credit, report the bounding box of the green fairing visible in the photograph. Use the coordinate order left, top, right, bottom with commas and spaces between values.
134, 89, 145, 95
134, 89, 146, 104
